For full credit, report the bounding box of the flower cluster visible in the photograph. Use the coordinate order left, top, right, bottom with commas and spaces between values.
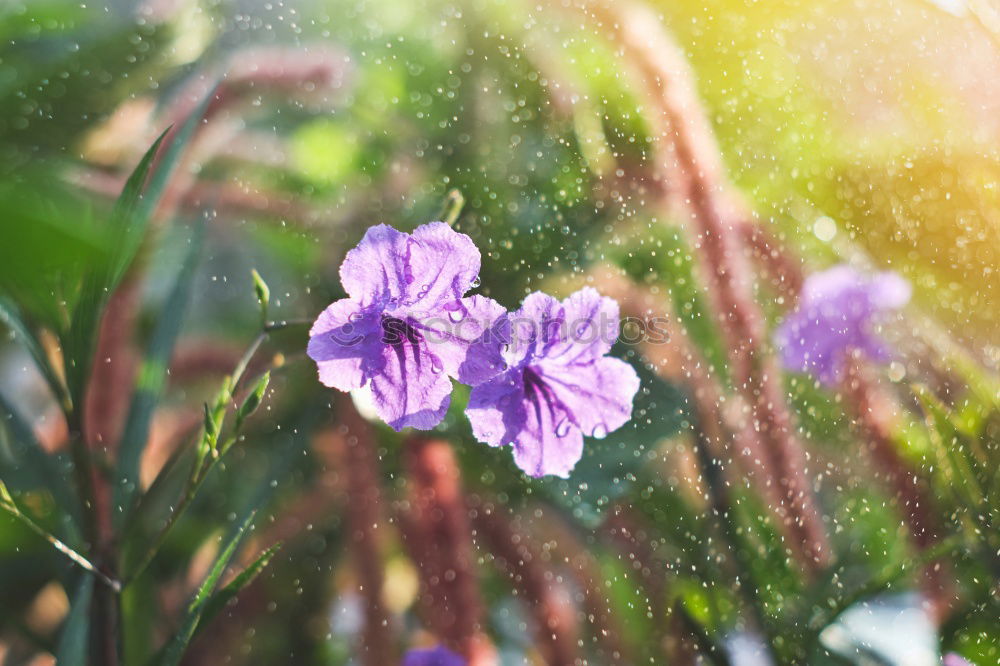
308, 222, 640, 477
775, 264, 911, 386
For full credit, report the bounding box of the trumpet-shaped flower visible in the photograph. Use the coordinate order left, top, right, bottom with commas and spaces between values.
402, 646, 465, 666
307, 223, 506, 430
776, 264, 911, 386
465, 288, 640, 478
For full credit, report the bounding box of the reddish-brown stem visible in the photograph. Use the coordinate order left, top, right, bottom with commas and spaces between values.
531, 509, 631, 664
843, 360, 954, 623
398, 437, 497, 666
471, 502, 579, 666
580, 0, 831, 572
339, 399, 396, 666
82, 278, 143, 666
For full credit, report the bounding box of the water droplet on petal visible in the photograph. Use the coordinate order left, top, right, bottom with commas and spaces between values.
555, 419, 570, 437
470, 275, 481, 288
591, 424, 607, 439
348, 312, 364, 323
430, 357, 444, 374
449, 308, 465, 322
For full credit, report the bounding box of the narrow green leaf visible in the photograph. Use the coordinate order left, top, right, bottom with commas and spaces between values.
195, 542, 281, 637
113, 221, 204, 527
156, 511, 257, 666
63, 83, 218, 416
63, 129, 169, 412
54, 574, 94, 666
0, 296, 69, 411
0, 389, 81, 539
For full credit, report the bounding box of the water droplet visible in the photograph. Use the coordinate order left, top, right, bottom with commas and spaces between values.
449, 308, 465, 322
470, 275, 481, 288
348, 312, 364, 323
591, 424, 607, 439
430, 357, 444, 374
555, 419, 571, 437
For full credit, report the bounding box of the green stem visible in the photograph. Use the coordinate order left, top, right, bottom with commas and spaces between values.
123, 329, 274, 585
0, 485, 120, 592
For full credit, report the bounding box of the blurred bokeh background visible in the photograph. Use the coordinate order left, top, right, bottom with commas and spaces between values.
1, 0, 998, 664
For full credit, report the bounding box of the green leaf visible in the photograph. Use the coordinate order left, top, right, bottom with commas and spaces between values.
113, 221, 204, 528
63, 130, 168, 413
54, 574, 94, 666
195, 542, 281, 637
155, 511, 257, 666
0, 296, 69, 411
63, 84, 217, 415
0, 389, 81, 539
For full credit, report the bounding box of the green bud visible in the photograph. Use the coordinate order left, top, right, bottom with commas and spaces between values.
203, 403, 219, 445
237, 371, 270, 425
251, 269, 270, 323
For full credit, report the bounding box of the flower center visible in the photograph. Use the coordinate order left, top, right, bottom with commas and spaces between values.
380, 315, 422, 347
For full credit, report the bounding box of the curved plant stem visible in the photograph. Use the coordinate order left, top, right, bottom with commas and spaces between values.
0, 482, 121, 592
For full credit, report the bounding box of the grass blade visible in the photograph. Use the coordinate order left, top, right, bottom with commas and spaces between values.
194, 542, 281, 637
63, 129, 168, 411
155, 510, 257, 666
113, 220, 204, 527
63, 84, 217, 413
55, 574, 94, 666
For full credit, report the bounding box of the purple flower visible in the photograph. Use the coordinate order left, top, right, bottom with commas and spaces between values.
307, 223, 506, 430
402, 646, 466, 666
465, 288, 640, 478
776, 264, 911, 386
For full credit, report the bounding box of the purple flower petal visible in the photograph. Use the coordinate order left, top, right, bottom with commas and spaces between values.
776, 264, 910, 386
402, 645, 466, 666
511, 402, 585, 479
369, 330, 453, 431
506, 291, 565, 365
467, 367, 584, 477
466, 288, 640, 477
544, 287, 620, 364
536, 356, 640, 438
871, 271, 912, 309
405, 222, 481, 310
418, 294, 509, 386
311, 222, 505, 431
307, 299, 385, 391
466, 369, 528, 448
339, 224, 412, 305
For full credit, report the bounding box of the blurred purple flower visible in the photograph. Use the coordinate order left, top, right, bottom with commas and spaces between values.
402, 646, 466, 666
775, 265, 910, 386
466, 288, 640, 477
942, 654, 974, 666
308, 223, 506, 430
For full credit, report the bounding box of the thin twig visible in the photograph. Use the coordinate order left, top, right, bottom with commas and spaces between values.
0, 483, 121, 592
